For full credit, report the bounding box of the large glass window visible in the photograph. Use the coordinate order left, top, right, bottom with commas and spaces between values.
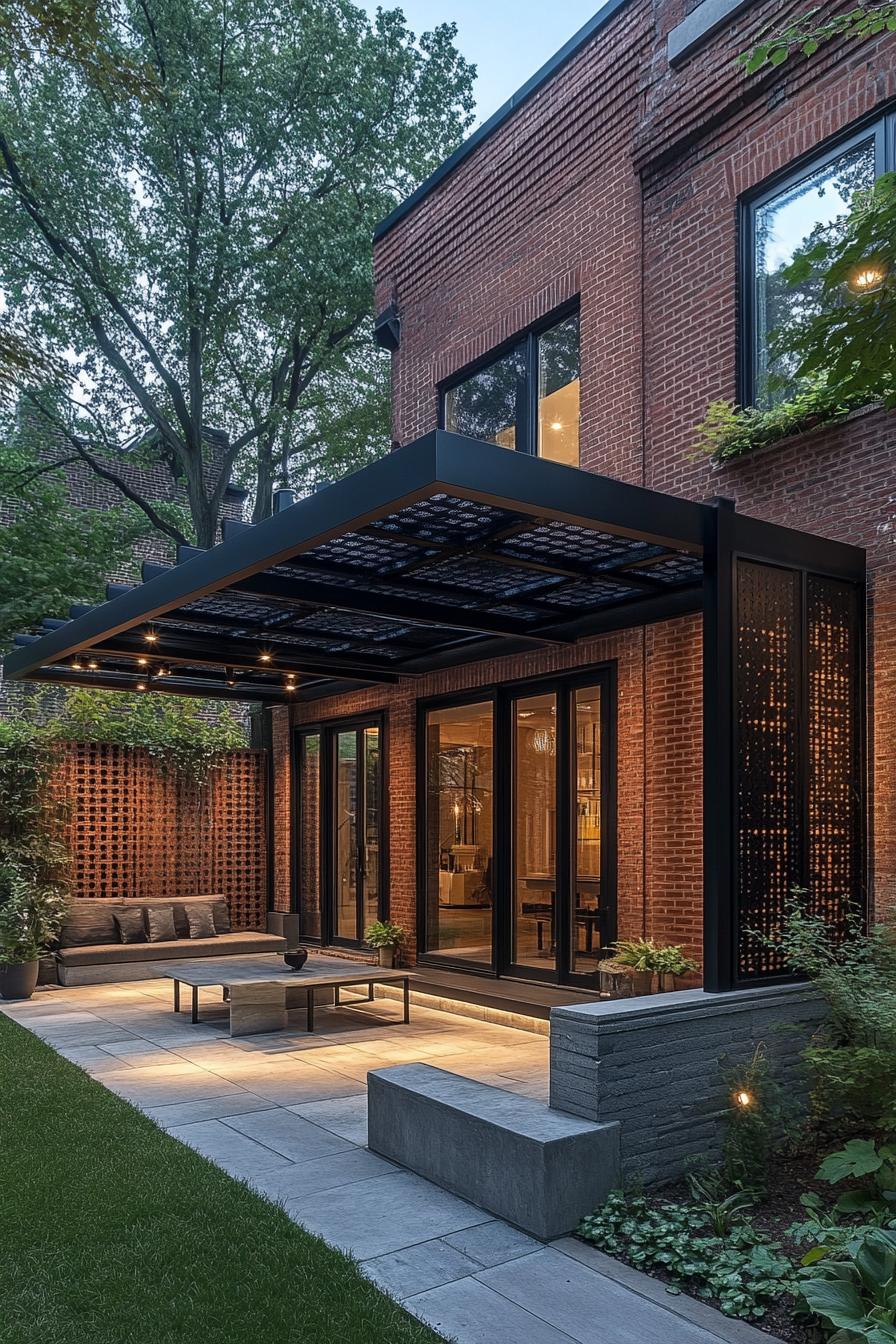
746, 124, 885, 407
423, 701, 494, 965
443, 348, 523, 449
443, 312, 580, 465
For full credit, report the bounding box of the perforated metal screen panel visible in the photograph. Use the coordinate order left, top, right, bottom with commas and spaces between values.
734, 560, 863, 981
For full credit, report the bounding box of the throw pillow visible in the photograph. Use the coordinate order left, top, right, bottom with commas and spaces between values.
185, 903, 217, 940
113, 908, 147, 945
210, 898, 231, 934
144, 905, 178, 943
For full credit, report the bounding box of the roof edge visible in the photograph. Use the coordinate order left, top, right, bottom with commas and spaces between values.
373, 0, 633, 243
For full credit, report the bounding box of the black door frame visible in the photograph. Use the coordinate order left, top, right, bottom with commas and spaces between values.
416, 664, 617, 987
292, 711, 388, 948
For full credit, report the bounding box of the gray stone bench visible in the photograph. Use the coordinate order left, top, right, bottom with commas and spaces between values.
367, 1063, 620, 1240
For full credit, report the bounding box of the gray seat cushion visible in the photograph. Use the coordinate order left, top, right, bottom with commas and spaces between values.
56, 932, 287, 968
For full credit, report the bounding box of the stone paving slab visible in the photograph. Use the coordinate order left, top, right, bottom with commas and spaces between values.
1, 979, 782, 1344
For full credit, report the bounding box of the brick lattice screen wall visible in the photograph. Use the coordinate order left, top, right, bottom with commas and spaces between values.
55, 743, 267, 929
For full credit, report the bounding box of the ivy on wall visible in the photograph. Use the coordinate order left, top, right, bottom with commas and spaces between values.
13, 689, 249, 788
693, 383, 871, 465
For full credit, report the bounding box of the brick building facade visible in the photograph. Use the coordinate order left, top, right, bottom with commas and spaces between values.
267, 0, 895, 985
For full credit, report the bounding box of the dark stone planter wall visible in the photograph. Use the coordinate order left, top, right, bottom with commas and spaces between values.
549, 985, 828, 1185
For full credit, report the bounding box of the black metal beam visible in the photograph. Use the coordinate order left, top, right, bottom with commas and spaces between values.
89, 631, 403, 683
23, 666, 289, 703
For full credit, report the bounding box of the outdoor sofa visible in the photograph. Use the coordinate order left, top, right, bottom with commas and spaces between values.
54, 894, 286, 986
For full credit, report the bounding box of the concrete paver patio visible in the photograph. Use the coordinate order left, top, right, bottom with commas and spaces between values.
2, 978, 775, 1344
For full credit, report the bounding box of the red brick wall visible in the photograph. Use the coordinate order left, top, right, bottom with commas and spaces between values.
363, 0, 896, 958
56, 742, 267, 929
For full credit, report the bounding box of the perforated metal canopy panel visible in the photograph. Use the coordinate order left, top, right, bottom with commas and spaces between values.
5, 432, 710, 702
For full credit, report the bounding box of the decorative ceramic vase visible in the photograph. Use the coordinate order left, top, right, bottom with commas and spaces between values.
378, 946, 396, 969
0, 960, 39, 1001
284, 947, 309, 972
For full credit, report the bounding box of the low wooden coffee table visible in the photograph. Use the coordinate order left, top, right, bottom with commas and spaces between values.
164, 954, 411, 1036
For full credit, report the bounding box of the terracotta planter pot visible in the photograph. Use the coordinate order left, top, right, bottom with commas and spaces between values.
0, 960, 40, 1001
378, 946, 396, 969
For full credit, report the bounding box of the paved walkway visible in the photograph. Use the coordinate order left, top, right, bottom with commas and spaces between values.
2, 979, 773, 1344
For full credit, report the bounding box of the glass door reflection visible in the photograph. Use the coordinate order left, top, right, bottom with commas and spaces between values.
297, 732, 322, 940
423, 701, 494, 966
334, 730, 359, 942
572, 687, 603, 975
512, 692, 558, 972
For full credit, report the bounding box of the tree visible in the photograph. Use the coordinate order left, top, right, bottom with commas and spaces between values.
740, 4, 896, 72
0, 0, 475, 547
0, 409, 158, 645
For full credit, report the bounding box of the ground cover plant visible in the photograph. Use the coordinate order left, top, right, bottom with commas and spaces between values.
578, 901, 896, 1343
0, 1013, 442, 1344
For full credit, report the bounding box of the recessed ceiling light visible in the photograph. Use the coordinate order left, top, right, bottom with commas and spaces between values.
87, 658, 99, 670
259, 651, 272, 663
137, 656, 148, 667
137, 681, 147, 692
144, 629, 158, 644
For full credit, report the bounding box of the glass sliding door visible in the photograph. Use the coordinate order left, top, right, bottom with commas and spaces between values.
571, 686, 604, 976
511, 692, 559, 973
334, 730, 360, 941
296, 731, 322, 940
362, 726, 381, 933
422, 701, 494, 967
418, 671, 614, 984
294, 717, 384, 948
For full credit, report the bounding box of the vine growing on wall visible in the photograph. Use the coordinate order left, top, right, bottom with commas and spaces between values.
0, 719, 70, 893
20, 689, 249, 787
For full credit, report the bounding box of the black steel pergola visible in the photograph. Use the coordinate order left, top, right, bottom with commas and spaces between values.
3, 431, 866, 992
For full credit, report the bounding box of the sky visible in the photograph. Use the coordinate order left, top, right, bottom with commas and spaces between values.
358, 0, 604, 125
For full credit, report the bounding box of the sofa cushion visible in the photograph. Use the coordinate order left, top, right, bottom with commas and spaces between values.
56, 932, 287, 968
185, 903, 217, 939
145, 906, 178, 943
59, 902, 125, 949
113, 909, 146, 944
210, 899, 231, 934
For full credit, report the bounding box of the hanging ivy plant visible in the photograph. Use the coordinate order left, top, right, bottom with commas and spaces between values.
28, 688, 249, 787
693, 382, 871, 465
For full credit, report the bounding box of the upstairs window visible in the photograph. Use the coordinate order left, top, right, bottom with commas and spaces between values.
443, 311, 581, 466
743, 117, 891, 408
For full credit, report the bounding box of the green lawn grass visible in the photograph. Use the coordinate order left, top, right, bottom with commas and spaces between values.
0, 1013, 444, 1344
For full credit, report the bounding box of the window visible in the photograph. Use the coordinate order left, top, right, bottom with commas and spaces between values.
443, 311, 581, 465
744, 116, 893, 408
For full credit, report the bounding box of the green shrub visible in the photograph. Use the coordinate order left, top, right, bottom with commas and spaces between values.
578, 1192, 795, 1319
723, 1045, 788, 1195
774, 897, 896, 1129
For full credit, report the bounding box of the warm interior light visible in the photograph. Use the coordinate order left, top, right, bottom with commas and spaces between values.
734, 1089, 754, 1108
550, 420, 563, 431
847, 261, 887, 294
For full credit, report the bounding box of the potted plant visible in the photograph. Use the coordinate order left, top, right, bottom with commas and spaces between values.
652, 943, 699, 991
598, 957, 634, 998
364, 919, 405, 968
0, 864, 69, 1000
609, 937, 658, 996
